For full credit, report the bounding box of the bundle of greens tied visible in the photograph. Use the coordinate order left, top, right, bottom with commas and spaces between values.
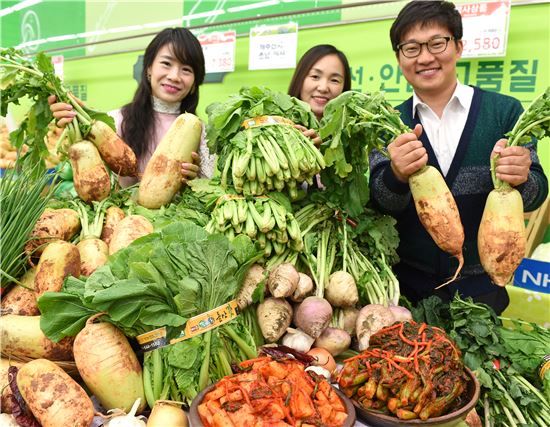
37, 221, 264, 407
318, 90, 409, 217
206, 86, 325, 200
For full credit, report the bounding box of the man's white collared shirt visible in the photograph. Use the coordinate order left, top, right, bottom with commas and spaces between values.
412, 82, 474, 176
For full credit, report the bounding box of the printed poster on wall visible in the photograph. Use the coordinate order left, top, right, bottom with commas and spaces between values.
197, 30, 236, 74
457, 0, 511, 58
248, 22, 298, 71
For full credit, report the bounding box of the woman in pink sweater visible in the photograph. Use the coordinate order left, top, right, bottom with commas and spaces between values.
50, 28, 214, 187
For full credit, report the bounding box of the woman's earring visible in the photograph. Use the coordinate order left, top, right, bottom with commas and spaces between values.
147, 73, 151, 82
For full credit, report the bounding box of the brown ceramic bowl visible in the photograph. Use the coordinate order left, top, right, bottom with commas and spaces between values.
352, 367, 480, 427
189, 382, 356, 427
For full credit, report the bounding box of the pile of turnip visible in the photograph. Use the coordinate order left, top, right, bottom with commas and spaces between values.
249, 261, 412, 370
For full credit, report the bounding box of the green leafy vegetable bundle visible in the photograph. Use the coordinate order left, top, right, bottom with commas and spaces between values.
206, 86, 324, 199
319, 90, 409, 217
413, 295, 550, 426
38, 221, 263, 406
0, 48, 115, 165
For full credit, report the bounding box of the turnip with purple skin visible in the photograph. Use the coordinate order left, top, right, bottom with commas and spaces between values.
294, 296, 332, 339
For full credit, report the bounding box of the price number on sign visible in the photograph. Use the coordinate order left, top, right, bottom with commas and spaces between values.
463, 37, 501, 52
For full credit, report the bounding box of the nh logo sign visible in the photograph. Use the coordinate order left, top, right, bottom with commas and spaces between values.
514, 258, 550, 293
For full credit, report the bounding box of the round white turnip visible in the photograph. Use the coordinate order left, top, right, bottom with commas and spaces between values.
290, 272, 314, 302
325, 271, 358, 308
356, 304, 396, 351
314, 327, 351, 356
267, 263, 299, 298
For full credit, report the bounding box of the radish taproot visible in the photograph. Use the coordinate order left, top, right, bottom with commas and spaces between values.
87, 120, 137, 176
410, 166, 465, 286
257, 297, 292, 342
0, 315, 73, 360
147, 400, 188, 427
267, 263, 300, 298
17, 359, 94, 427
101, 206, 125, 246
109, 215, 153, 255
34, 240, 80, 297
1, 268, 38, 315
69, 140, 111, 202
138, 113, 202, 208
325, 271, 358, 308
294, 296, 333, 339
73, 314, 146, 412
478, 187, 526, 286
24, 208, 81, 257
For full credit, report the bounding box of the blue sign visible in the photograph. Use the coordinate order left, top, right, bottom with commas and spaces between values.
514, 258, 550, 294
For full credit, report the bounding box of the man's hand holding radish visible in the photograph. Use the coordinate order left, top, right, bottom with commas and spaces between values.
491, 139, 532, 187
388, 124, 426, 183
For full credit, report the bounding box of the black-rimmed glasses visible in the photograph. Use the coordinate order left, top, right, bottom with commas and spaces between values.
397, 36, 455, 58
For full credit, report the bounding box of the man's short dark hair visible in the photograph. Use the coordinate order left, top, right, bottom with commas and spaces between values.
390, 1, 463, 52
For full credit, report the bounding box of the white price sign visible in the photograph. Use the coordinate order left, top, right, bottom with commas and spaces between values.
248, 22, 298, 71
198, 31, 236, 73
458, 1, 511, 58
51, 55, 64, 80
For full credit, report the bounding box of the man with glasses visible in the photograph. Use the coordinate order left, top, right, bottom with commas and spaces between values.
369, 1, 547, 313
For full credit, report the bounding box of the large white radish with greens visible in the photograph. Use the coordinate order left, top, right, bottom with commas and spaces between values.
69, 140, 111, 203
74, 200, 109, 276
17, 359, 94, 427
138, 113, 202, 208
87, 120, 137, 176
73, 314, 146, 412
478, 88, 550, 285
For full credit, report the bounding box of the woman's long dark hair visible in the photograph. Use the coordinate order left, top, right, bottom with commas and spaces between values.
120, 28, 205, 159
288, 44, 351, 99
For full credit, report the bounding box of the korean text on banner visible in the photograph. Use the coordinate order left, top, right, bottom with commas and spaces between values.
248, 22, 298, 71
